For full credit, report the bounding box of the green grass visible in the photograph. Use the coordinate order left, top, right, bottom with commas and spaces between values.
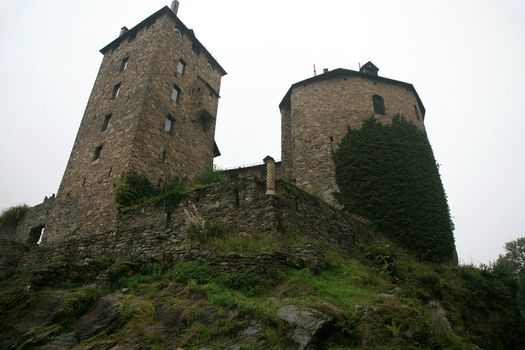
203, 282, 278, 321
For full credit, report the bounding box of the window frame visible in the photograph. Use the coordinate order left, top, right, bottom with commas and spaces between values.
128, 31, 137, 43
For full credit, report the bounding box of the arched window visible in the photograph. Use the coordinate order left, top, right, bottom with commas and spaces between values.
372, 95, 385, 115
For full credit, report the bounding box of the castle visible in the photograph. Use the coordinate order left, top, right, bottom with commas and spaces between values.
1, 2, 426, 255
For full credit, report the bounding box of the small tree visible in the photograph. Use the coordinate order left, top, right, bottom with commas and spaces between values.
495, 236, 525, 317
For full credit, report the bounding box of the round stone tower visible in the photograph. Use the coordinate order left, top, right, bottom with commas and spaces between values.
279, 62, 425, 205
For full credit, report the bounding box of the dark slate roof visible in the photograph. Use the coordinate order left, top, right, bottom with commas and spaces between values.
100, 6, 226, 76
279, 68, 425, 117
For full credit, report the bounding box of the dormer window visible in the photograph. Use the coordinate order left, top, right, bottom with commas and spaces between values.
128, 31, 137, 42
175, 27, 182, 37
207, 61, 214, 72
372, 95, 385, 115
192, 40, 201, 55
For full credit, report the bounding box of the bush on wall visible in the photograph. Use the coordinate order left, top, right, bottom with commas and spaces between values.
333, 116, 456, 263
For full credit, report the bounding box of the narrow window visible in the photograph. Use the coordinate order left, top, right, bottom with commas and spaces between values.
128, 31, 137, 42
177, 60, 186, 75
164, 114, 175, 133
108, 166, 113, 178
82, 178, 87, 188
171, 85, 181, 103
414, 105, 420, 121
92, 145, 103, 161
372, 95, 385, 115
120, 56, 129, 72
101, 113, 112, 132
112, 83, 121, 99
160, 148, 166, 162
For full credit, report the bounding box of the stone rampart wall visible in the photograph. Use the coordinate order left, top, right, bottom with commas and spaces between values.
19, 177, 374, 267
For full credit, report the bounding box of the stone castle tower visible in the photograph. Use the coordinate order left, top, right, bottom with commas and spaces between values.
45, 3, 226, 243
279, 62, 425, 205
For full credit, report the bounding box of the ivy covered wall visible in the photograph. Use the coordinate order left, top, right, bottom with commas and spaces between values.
333, 116, 456, 263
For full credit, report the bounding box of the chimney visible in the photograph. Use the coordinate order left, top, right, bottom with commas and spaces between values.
323, 68, 329, 74
171, 0, 180, 15
119, 26, 129, 37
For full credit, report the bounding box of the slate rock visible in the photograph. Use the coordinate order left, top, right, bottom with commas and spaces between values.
74, 295, 122, 341
277, 304, 332, 350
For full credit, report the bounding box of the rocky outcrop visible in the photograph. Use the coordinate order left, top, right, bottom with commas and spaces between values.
277, 304, 333, 350
0, 239, 28, 279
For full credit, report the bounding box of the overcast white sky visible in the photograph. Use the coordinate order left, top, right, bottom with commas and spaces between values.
0, 0, 524, 264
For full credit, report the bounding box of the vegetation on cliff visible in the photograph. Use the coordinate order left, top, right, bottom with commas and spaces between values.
1, 229, 523, 349
333, 116, 456, 263
0, 204, 29, 230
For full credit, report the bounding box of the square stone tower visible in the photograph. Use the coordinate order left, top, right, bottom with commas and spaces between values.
44, 5, 226, 243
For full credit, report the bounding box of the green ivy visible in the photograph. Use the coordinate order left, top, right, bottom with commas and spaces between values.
333, 116, 456, 263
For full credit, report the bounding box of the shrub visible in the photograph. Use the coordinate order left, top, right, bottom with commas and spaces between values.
0, 204, 29, 228
114, 171, 159, 208
191, 166, 228, 189
55, 286, 107, 328
362, 241, 398, 277
113, 171, 186, 209
167, 261, 214, 284
218, 270, 284, 297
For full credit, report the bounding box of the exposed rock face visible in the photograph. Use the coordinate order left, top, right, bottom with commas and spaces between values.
277, 304, 333, 350
427, 300, 452, 332
0, 239, 28, 279
75, 295, 123, 341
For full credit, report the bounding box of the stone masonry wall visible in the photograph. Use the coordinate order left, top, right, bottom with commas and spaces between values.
281, 73, 425, 205
20, 177, 374, 267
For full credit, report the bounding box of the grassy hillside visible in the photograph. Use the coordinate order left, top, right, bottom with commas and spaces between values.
1, 229, 523, 349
